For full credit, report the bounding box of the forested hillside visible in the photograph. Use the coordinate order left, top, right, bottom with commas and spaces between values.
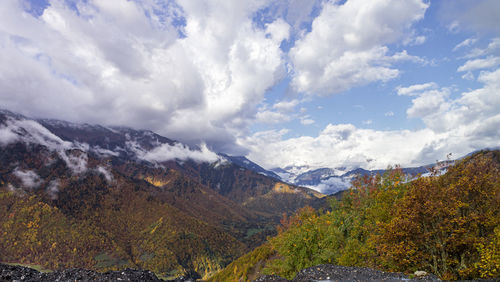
0, 111, 326, 280
211, 150, 500, 281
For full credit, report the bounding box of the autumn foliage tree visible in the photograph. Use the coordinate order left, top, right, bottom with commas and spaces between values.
265, 167, 409, 279
257, 151, 499, 281
375, 151, 500, 279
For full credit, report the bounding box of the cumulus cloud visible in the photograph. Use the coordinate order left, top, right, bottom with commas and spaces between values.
0, 0, 288, 154
290, 0, 428, 95
242, 124, 439, 170
406, 89, 450, 119
243, 67, 500, 170
1, 0, 497, 173
384, 111, 394, 117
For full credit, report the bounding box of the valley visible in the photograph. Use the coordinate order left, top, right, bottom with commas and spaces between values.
0, 110, 328, 279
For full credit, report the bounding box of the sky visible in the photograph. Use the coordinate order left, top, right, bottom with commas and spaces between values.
0, 0, 499, 170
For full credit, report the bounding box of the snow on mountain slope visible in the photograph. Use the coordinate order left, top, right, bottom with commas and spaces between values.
220, 154, 281, 179
272, 162, 454, 195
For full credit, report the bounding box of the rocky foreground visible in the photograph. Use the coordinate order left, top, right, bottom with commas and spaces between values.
0, 263, 440, 282
0, 263, 195, 282
2, 263, 497, 282
254, 264, 442, 281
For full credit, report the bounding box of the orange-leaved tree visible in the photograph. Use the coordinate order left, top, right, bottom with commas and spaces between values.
375, 151, 500, 280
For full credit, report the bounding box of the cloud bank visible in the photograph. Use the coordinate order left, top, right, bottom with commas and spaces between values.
0, 0, 497, 171
243, 66, 500, 169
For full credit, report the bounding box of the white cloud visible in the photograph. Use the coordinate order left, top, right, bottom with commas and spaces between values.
266, 18, 290, 43
462, 71, 475, 80
1, 0, 498, 173
255, 110, 291, 124
273, 99, 299, 112
406, 89, 450, 119
390, 50, 428, 64
290, 0, 428, 95
242, 124, 439, 170
0, 0, 288, 154
362, 120, 373, 125
453, 38, 478, 51
244, 67, 500, 170
384, 111, 394, 117
0, 116, 89, 173
300, 118, 315, 125
458, 56, 500, 72
255, 99, 301, 124
404, 34, 426, 46
465, 37, 500, 58
97, 166, 113, 183
396, 82, 438, 96
413, 35, 426, 45
13, 169, 41, 189
305, 176, 351, 194
46, 180, 59, 200
131, 141, 221, 164
0, 126, 18, 145
61, 151, 88, 174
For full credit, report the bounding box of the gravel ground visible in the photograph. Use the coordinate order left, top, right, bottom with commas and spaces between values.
0, 263, 196, 282
254, 264, 441, 282
3, 263, 496, 282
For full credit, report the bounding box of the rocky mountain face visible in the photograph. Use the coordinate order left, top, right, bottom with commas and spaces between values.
0, 110, 327, 279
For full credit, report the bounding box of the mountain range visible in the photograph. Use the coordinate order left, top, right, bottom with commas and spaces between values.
236, 155, 456, 195
0, 109, 487, 279
0, 109, 327, 279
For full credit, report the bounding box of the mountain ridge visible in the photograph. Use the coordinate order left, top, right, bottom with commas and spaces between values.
0, 109, 327, 279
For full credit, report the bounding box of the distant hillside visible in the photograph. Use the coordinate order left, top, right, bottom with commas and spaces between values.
0, 110, 327, 279
271, 159, 454, 195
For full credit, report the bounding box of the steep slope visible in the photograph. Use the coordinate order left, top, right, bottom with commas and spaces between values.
0, 136, 246, 278
0, 110, 326, 278
220, 154, 281, 179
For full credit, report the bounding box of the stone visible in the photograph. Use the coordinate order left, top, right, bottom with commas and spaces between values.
414, 270, 428, 277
